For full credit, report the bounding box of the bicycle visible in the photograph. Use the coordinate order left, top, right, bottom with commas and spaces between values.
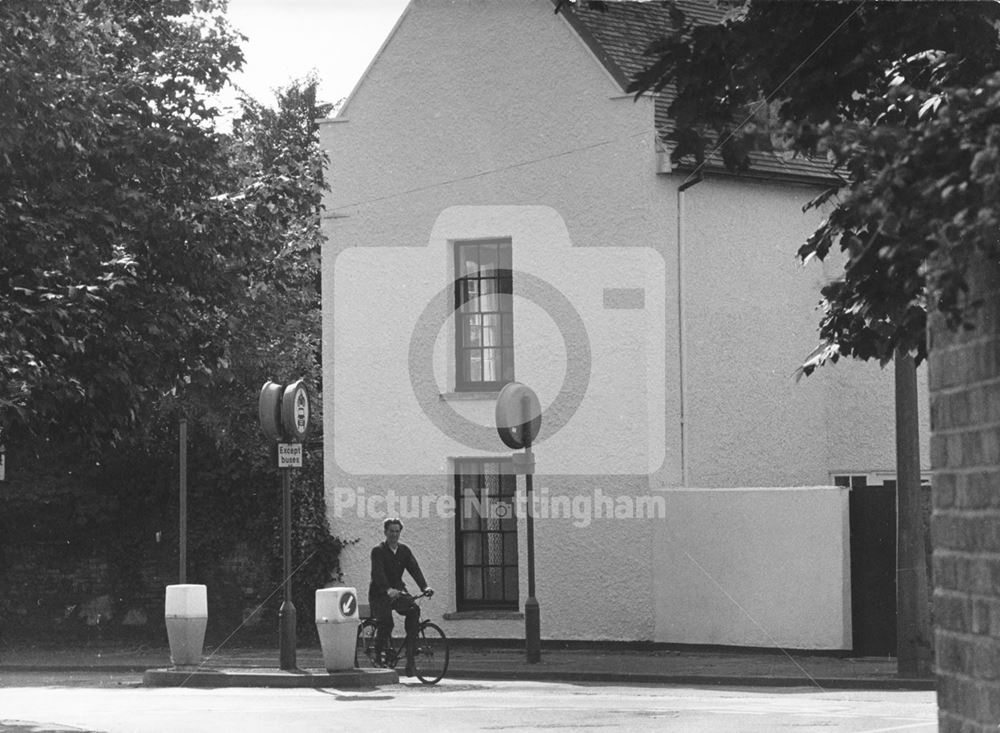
354, 590, 449, 684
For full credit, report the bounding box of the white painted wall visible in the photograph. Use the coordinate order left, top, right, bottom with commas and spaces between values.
318, 0, 924, 647
653, 486, 851, 648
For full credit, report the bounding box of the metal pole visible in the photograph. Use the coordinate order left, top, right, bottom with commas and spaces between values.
522, 394, 540, 663
279, 468, 297, 670
179, 418, 187, 585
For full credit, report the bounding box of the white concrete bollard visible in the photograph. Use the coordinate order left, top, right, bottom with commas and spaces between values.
315, 587, 359, 671
165, 584, 207, 667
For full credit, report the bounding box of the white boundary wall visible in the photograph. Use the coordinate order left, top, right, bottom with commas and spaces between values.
331, 483, 851, 648
652, 486, 851, 648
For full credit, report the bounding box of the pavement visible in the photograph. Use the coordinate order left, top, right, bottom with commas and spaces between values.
0, 639, 935, 690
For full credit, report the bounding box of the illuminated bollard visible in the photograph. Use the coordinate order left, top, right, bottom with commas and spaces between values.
315, 587, 359, 671
165, 584, 207, 667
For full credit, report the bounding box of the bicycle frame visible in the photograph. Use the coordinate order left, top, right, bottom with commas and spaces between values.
362, 590, 430, 663
356, 591, 449, 684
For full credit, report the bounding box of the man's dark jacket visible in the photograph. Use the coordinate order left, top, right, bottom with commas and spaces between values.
369, 541, 428, 612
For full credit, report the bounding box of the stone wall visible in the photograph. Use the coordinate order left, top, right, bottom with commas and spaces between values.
930, 258, 1000, 731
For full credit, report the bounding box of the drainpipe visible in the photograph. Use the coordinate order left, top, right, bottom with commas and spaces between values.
675, 181, 697, 487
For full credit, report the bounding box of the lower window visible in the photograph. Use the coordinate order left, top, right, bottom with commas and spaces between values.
454, 458, 519, 611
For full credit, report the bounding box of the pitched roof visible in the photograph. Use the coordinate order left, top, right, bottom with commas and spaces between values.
559, 0, 840, 186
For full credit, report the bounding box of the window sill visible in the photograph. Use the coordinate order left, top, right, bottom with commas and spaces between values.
440, 391, 501, 401
443, 610, 524, 621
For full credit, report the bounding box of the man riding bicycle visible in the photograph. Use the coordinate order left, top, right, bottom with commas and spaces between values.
369, 517, 434, 677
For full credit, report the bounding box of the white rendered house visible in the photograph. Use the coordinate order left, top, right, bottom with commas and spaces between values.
318, 0, 928, 649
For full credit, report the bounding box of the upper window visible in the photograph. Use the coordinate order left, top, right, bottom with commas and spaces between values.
454, 240, 514, 392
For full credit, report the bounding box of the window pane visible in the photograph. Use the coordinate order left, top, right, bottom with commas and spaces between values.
499, 245, 512, 271
500, 472, 516, 499
463, 533, 482, 565
501, 511, 516, 532
503, 535, 518, 564
464, 568, 483, 600
460, 497, 479, 530
479, 244, 498, 273
459, 245, 478, 277
459, 280, 479, 312
498, 275, 512, 295
504, 568, 518, 600
482, 314, 499, 346
460, 469, 480, 490
479, 279, 497, 312
487, 532, 503, 563
462, 314, 481, 347
465, 350, 482, 383
484, 471, 500, 497
482, 349, 498, 382
485, 567, 503, 600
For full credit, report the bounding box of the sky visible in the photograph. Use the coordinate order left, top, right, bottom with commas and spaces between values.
220, 0, 410, 112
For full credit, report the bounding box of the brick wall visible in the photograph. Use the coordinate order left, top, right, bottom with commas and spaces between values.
930, 257, 1000, 731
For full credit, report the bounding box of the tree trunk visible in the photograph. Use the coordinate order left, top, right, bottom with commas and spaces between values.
895, 348, 932, 677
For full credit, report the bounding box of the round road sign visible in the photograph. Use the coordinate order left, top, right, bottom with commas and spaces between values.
339, 591, 357, 618
281, 379, 311, 442
259, 381, 285, 441
496, 382, 542, 450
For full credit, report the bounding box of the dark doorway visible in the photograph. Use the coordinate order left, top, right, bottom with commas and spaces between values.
848, 483, 897, 656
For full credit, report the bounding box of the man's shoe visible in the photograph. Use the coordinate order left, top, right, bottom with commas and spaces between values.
404, 661, 417, 677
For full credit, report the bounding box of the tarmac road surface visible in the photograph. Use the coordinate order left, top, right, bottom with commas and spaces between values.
0, 677, 937, 732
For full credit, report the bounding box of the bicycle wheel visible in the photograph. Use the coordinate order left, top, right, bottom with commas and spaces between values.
355, 621, 378, 668
413, 622, 449, 684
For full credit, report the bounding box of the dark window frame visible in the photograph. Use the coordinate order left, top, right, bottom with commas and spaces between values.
454, 240, 514, 392
454, 458, 519, 611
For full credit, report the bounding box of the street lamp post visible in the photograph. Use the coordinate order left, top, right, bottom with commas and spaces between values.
497, 382, 542, 664
279, 464, 296, 670
259, 378, 311, 672
522, 426, 540, 663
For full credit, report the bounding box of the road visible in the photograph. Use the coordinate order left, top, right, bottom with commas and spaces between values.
0, 673, 937, 732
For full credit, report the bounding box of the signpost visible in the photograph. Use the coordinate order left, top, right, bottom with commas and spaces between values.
259, 379, 312, 671
277, 443, 303, 468
179, 418, 187, 584
496, 382, 542, 663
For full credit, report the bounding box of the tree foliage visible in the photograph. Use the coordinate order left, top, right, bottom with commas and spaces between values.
606, 0, 1000, 370
0, 0, 343, 637
0, 0, 246, 446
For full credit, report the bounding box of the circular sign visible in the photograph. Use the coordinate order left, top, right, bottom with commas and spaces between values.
281, 379, 311, 441
258, 381, 285, 441
339, 591, 357, 618
496, 382, 542, 449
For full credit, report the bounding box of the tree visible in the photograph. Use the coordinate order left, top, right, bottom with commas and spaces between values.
619, 0, 1000, 367
563, 0, 1000, 676
109, 76, 337, 636
0, 0, 344, 637
0, 0, 246, 448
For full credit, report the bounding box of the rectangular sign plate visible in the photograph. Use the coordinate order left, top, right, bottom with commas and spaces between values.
277, 443, 303, 468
